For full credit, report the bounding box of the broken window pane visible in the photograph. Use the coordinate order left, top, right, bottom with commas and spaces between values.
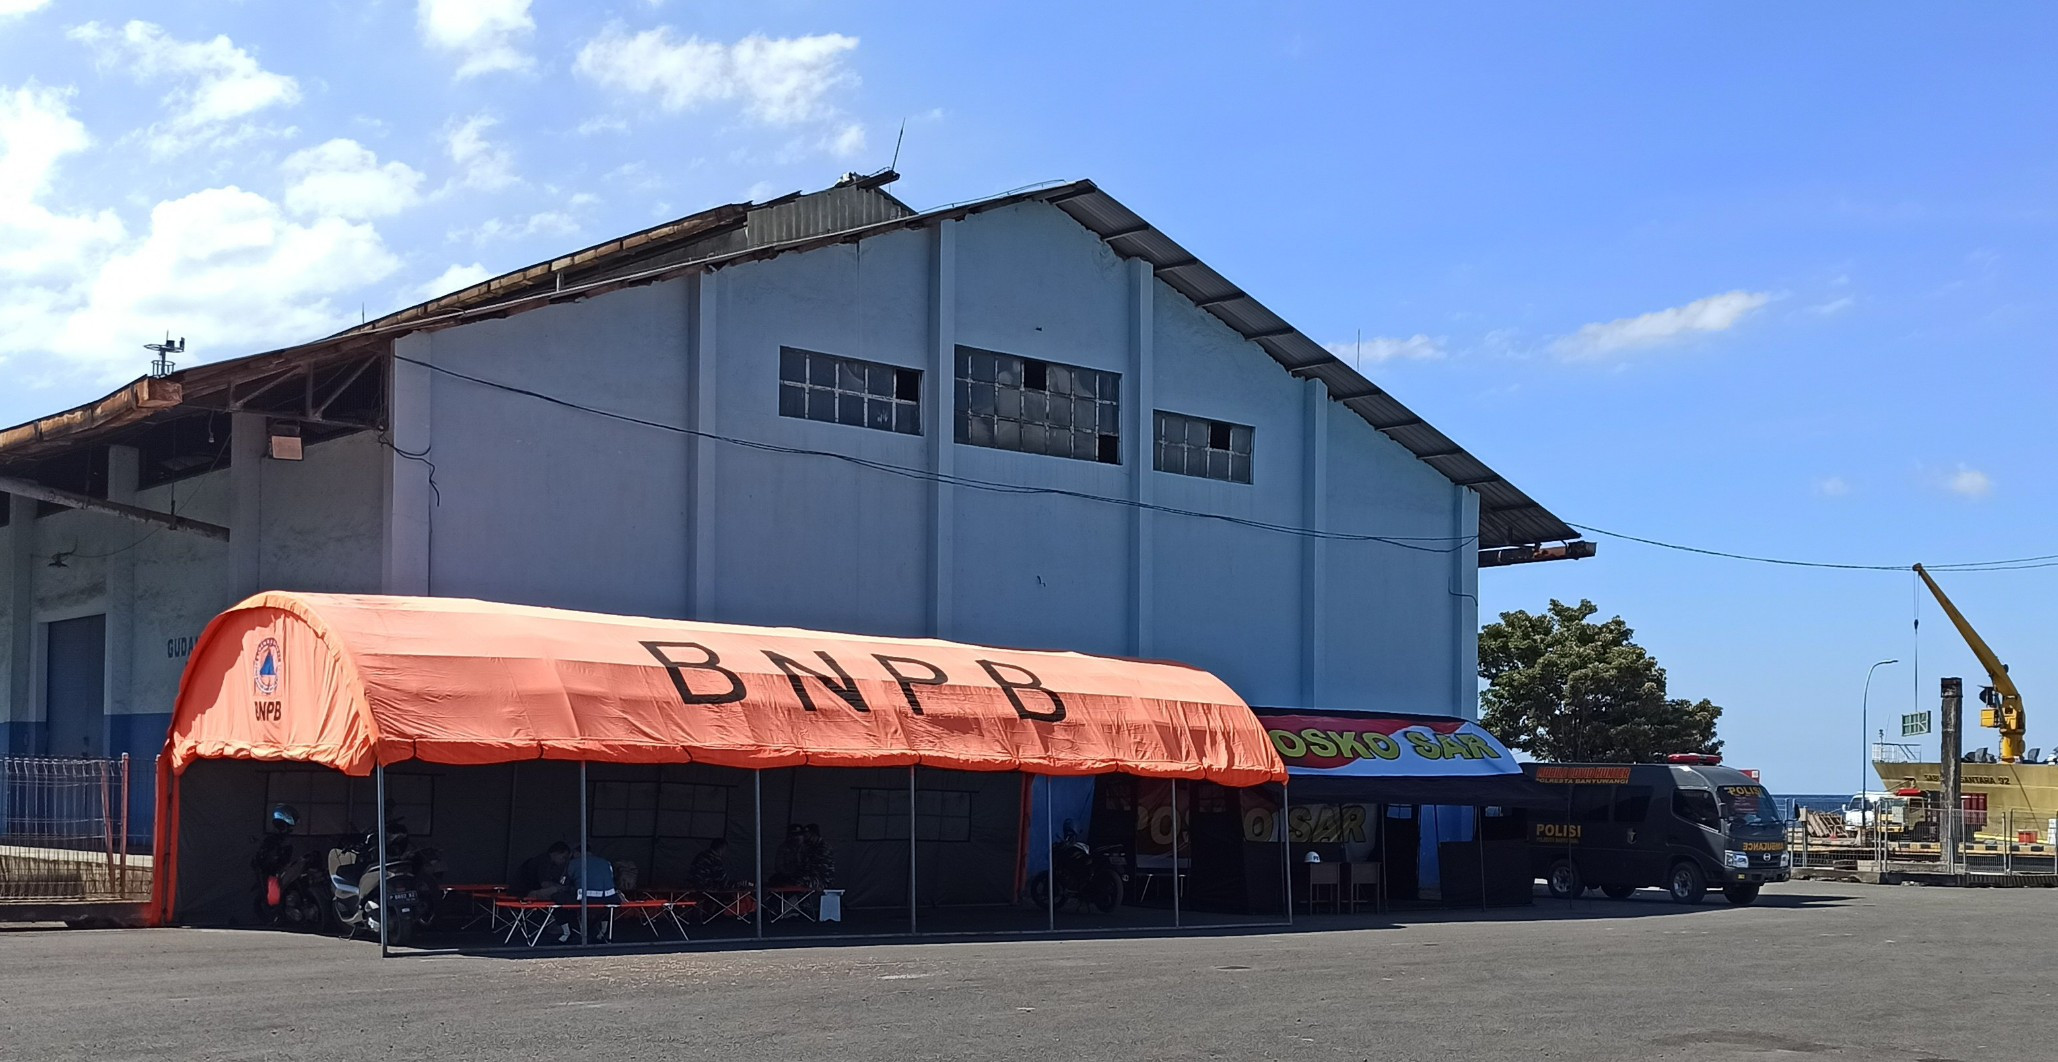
953, 346, 1123, 464
1152, 410, 1255, 483
778, 347, 924, 436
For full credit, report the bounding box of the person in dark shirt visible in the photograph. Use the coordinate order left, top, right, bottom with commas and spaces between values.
513, 841, 571, 900
691, 838, 744, 890
802, 823, 836, 888
770, 824, 808, 886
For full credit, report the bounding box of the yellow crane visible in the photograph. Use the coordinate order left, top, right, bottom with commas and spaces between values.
1914, 563, 2026, 763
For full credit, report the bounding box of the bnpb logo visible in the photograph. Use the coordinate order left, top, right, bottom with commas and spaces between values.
253, 637, 282, 697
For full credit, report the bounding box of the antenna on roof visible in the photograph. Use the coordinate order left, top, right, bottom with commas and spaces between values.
144, 333, 184, 377
890, 118, 907, 172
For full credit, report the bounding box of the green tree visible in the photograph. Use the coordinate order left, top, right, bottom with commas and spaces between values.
1478, 599, 1722, 763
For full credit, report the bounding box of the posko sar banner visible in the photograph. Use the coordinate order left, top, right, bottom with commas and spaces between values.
1256, 710, 1521, 778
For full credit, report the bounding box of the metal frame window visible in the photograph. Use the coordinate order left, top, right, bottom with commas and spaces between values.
955, 346, 1121, 464
263, 771, 433, 837
778, 347, 922, 435
854, 788, 973, 842
590, 781, 730, 839
1154, 410, 1252, 484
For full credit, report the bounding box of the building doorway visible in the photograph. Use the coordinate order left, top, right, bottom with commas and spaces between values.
44, 614, 106, 758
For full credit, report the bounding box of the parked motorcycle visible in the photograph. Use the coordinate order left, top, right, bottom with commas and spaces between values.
324, 818, 437, 945
250, 804, 326, 929
1026, 823, 1125, 913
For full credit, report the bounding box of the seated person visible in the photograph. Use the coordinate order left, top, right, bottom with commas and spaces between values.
560, 844, 620, 944
512, 841, 571, 901
769, 823, 809, 887
802, 823, 837, 889
691, 838, 749, 890
566, 844, 619, 904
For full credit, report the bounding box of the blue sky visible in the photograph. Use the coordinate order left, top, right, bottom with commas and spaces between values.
3, 2, 2053, 792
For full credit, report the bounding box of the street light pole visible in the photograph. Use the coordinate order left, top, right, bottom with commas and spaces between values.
1862, 659, 1900, 797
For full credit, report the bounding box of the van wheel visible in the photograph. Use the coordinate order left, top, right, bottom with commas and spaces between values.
1722, 885, 1761, 906
1545, 859, 1582, 899
1667, 861, 1708, 905
1600, 884, 1637, 900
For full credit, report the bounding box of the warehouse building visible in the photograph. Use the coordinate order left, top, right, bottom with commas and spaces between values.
0, 173, 1587, 840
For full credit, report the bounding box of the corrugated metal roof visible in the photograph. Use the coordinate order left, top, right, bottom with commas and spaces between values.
0, 176, 1578, 552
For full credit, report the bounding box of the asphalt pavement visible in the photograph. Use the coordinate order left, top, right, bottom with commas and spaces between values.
1, 880, 2052, 1062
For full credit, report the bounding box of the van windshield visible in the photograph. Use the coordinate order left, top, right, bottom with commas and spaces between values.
1719, 785, 1782, 828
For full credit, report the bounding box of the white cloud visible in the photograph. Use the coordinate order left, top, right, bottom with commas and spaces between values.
0, 83, 127, 357
1322, 334, 1446, 364
1945, 464, 1992, 498
444, 113, 517, 191
0, 84, 400, 378
414, 261, 491, 302
1, 0, 53, 16
282, 139, 424, 220
825, 122, 866, 159
56, 187, 399, 366
418, 0, 534, 78
573, 25, 858, 124
1554, 290, 1770, 360
605, 161, 660, 190
453, 210, 579, 244
577, 115, 629, 136
1814, 476, 1851, 497
1808, 296, 1854, 316
69, 21, 300, 153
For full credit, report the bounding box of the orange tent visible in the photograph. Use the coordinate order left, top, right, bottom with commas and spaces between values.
153, 592, 1284, 921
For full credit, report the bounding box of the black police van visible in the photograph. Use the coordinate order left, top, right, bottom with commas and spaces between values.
1523, 757, 1790, 906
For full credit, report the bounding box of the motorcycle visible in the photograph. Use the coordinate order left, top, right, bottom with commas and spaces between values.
250, 804, 326, 929
1026, 823, 1125, 913
323, 819, 439, 945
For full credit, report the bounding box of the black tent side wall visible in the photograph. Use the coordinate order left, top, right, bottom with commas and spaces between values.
174, 760, 270, 925
173, 760, 531, 926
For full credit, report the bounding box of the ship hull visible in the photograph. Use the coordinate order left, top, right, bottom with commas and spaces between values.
1874, 760, 2058, 841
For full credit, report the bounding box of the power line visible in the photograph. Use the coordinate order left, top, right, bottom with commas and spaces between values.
391, 354, 1476, 554
390, 353, 2056, 572
1571, 523, 2058, 573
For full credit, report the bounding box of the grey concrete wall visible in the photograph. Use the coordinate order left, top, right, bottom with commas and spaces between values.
398, 199, 1482, 716
411, 280, 695, 617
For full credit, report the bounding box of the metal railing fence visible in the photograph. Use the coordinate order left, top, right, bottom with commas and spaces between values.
0, 754, 151, 904
1785, 802, 2058, 877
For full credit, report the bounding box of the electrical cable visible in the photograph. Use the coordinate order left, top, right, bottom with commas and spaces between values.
1570, 523, 2058, 573
391, 353, 1477, 554
385, 354, 2053, 572
49, 432, 231, 563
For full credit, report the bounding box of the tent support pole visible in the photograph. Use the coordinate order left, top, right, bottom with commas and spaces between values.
908, 766, 918, 935
375, 762, 389, 958
578, 760, 589, 945
1045, 776, 1055, 932
502, 763, 520, 883
1170, 778, 1181, 928
1477, 806, 1488, 913
753, 770, 764, 940
1280, 783, 1292, 925
1380, 806, 1392, 914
